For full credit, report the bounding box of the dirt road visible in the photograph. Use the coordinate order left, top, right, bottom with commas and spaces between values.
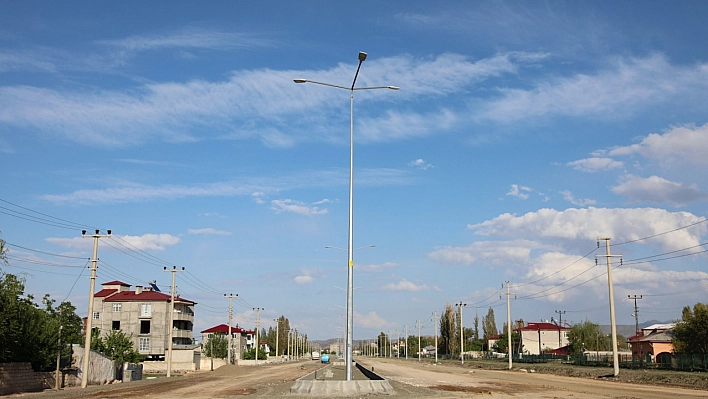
12, 359, 708, 398
359, 357, 708, 399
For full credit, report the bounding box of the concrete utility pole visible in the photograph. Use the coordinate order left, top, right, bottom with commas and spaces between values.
555, 310, 566, 348
286, 330, 291, 361
274, 319, 279, 360
55, 309, 62, 390
502, 281, 515, 370
628, 295, 643, 336
456, 302, 467, 365
404, 324, 409, 360
81, 229, 110, 388
433, 311, 438, 363
164, 266, 184, 378
253, 308, 263, 365
417, 319, 421, 362
224, 294, 238, 364
597, 238, 622, 377
396, 329, 400, 359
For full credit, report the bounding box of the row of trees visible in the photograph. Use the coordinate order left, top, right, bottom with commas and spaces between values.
1, 238, 144, 370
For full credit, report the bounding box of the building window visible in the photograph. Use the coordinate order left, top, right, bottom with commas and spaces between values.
140, 303, 151, 317
112, 303, 121, 312
112, 320, 120, 330
140, 320, 151, 334
92, 312, 99, 320
139, 337, 150, 352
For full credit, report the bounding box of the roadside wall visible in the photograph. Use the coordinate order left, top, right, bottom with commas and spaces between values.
0, 363, 54, 395
71, 344, 116, 385
199, 357, 227, 370
143, 349, 198, 373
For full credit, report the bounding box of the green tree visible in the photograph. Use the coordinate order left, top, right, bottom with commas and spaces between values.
473, 311, 480, 341
0, 236, 8, 266
0, 272, 63, 371
673, 302, 708, 354
203, 333, 228, 359
494, 331, 520, 353
275, 316, 290, 356
439, 303, 457, 355
242, 347, 266, 360
567, 320, 608, 354
482, 308, 497, 341
377, 332, 389, 356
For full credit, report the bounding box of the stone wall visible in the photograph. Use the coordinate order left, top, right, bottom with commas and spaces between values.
0, 363, 53, 395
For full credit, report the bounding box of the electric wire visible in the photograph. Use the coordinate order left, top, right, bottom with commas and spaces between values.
6, 242, 88, 259
612, 218, 708, 246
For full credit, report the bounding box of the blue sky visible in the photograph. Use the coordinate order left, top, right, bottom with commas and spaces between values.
2, 1, 708, 341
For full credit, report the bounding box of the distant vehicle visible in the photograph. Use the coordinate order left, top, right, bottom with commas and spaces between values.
320, 354, 330, 363
311, 351, 320, 360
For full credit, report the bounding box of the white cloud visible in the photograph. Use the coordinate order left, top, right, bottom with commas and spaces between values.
468, 207, 707, 252
270, 199, 328, 216
609, 124, 708, 167
479, 54, 708, 123
294, 275, 313, 284
356, 262, 399, 272
559, 190, 596, 207
611, 175, 708, 207
407, 158, 433, 170
567, 157, 624, 172
46, 233, 180, 251
506, 184, 532, 200
429, 240, 545, 266
381, 279, 430, 292
188, 228, 232, 236
98, 28, 277, 53
354, 311, 388, 329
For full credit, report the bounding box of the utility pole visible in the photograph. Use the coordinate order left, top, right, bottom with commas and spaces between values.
274, 319, 280, 361
80, 229, 110, 388
404, 324, 409, 360
164, 266, 184, 378
456, 302, 467, 365
396, 329, 400, 359
286, 330, 291, 361
628, 295, 643, 336
417, 319, 421, 362
597, 238, 622, 377
253, 308, 263, 365
55, 309, 62, 390
555, 310, 566, 349
433, 311, 438, 363
502, 281, 515, 370
224, 294, 238, 364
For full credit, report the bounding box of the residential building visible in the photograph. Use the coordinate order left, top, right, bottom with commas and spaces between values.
518, 322, 570, 355
627, 323, 676, 362
91, 280, 197, 359
200, 324, 255, 361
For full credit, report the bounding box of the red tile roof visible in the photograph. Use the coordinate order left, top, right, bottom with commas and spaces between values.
95, 288, 118, 298
102, 280, 131, 286
201, 324, 254, 334
100, 289, 196, 304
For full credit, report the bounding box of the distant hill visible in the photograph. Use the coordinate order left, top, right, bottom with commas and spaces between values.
600, 320, 671, 338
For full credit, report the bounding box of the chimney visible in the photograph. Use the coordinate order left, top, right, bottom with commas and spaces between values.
135, 285, 143, 295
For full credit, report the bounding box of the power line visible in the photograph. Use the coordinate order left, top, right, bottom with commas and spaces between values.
6, 242, 88, 259
612, 218, 708, 247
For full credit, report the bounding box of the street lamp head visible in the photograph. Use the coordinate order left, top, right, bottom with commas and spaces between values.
358, 52, 367, 62
293, 79, 308, 83
387, 86, 400, 90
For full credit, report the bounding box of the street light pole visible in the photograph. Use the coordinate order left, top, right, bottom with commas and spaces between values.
295, 52, 398, 381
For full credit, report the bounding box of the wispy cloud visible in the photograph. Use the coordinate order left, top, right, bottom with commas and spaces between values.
407, 158, 433, 170
270, 199, 328, 216
46, 233, 180, 251
357, 262, 398, 273
567, 157, 624, 172
611, 175, 708, 207
188, 228, 232, 236
559, 190, 596, 207
381, 278, 429, 292
98, 28, 278, 53
478, 54, 708, 123
506, 184, 532, 200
